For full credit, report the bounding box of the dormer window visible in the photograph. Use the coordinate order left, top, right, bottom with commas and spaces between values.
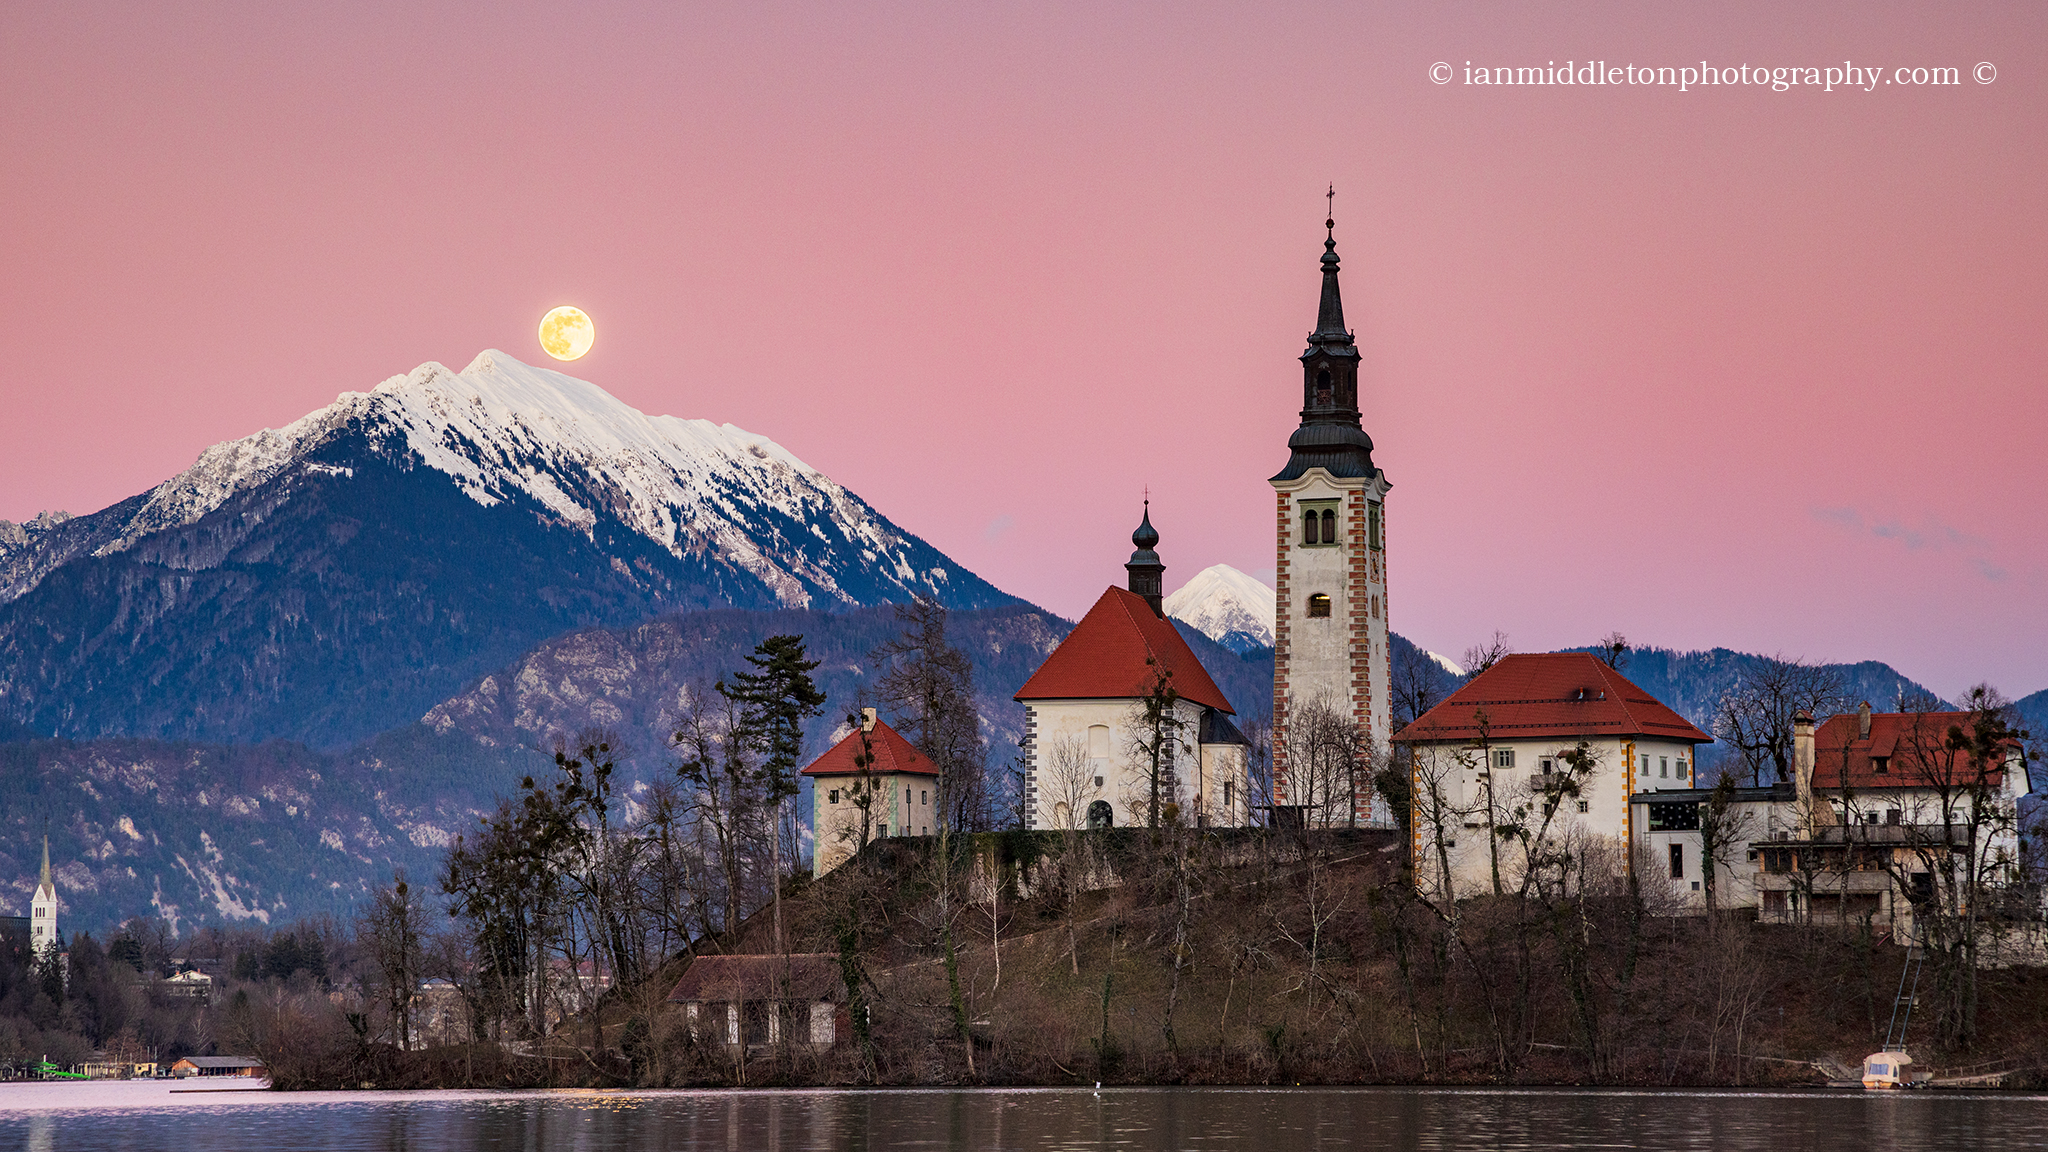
1306, 593, 1332, 618
1873, 756, 1889, 775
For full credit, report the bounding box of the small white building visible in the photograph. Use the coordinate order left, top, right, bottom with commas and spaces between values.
667, 954, 845, 1055
1015, 508, 1250, 830
1394, 652, 1711, 901
803, 711, 942, 877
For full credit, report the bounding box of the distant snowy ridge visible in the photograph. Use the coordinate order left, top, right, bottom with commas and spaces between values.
1165, 564, 1276, 653
29, 351, 960, 610
1427, 651, 1464, 676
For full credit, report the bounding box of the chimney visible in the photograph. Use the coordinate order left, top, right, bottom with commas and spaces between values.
1793, 711, 1816, 832
1858, 701, 1872, 740
861, 707, 877, 733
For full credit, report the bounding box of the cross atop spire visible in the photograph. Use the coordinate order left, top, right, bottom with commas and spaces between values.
1314, 188, 1348, 340
1271, 194, 1378, 483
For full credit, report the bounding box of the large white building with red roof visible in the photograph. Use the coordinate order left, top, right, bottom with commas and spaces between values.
1394, 652, 1712, 899
1014, 509, 1249, 829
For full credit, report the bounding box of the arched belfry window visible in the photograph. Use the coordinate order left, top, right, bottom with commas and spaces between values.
1307, 593, 1332, 618
1301, 499, 1338, 547
1314, 368, 1333, 406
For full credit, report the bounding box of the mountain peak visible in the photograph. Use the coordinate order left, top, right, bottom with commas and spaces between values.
1164, 564, 1276, 653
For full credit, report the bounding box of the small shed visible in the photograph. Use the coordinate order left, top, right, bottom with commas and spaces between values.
169, 1055, 266, 1078
666, 954, 847, 1054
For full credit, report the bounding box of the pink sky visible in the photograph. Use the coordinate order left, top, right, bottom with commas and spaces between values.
4, 1, 2043, 699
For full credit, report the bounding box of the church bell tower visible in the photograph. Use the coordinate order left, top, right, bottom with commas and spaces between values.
1269, 203, 1391, 825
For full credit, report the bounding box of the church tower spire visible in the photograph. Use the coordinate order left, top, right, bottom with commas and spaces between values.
1125, 500, 1165, 616
1268, 195, 1392, 828
31, 833, 58, 956
1272, 193, 1378, 484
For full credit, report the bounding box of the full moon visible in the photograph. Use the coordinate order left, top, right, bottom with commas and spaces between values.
538, 306, 595, 361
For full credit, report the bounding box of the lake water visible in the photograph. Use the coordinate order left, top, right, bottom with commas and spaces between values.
5, 1081, 2048, 1151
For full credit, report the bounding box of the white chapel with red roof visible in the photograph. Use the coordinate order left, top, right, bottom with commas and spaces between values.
1014, 508, 1250, 829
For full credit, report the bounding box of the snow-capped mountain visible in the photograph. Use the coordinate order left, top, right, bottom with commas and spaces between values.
0, 352, 1015, 747
1164, 564, 1276, 653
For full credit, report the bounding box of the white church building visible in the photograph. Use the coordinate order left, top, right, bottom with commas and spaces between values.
1015, 508, 1250, 830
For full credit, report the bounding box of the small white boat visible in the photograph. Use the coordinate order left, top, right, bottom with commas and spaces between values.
1862, 1050, 1920, 1090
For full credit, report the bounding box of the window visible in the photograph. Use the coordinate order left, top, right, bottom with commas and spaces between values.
906, 788, 912, 806
1677, 758, 1689, 781
1576, 800, 1589, 813
878, 823, 888, 837
829, 789, 840, 804
1307, 593, 1332, 618
1094, 775, 1104, 788
1660, 756, 1669, 779
1223, 781, 1234, 808
1669, 843, 1684, 879
1539, 758, 1553, 775
1494, 748, 1515, 769
1368, 502, 1382, 550
1314, 368, 1333, 406
921, 790, 927, 806
1088, 725, 1110, 758
1873, 756, 1889, 775
1640, 755, 1650, 776
1887, 809, 1902, 826
1300, 500, 1338, 546
1648, 801, 1701, 832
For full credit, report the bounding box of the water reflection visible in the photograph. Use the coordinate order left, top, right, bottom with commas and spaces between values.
2, 1083, 2047, 1152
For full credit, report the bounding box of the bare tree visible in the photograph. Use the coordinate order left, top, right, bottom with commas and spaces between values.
1696, 772, 1758, 917
359, 871, 426, 1050
1714, 656, 1845, 786
1878, 686, 2029, 1048
1122, 657, 1186, 828
1461, 630, 1512, 677
1039, 735, 1095, 831
1392, 644, 1455, 730
1279, 693, 1366, 829
1596, 632, 1630, 671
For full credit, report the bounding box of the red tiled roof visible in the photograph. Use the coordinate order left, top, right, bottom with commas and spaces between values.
800, 718, 940, 778
667, 954, 845, 1003
1013, 586, 1233, 713
1393, 652, 1710, 745
1811, 711, 2016, 792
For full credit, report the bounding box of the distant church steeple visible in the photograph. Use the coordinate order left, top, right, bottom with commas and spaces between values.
1125, 500, 1164, 615
30, 834, 58, 956
1272, 192, 1379, 483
